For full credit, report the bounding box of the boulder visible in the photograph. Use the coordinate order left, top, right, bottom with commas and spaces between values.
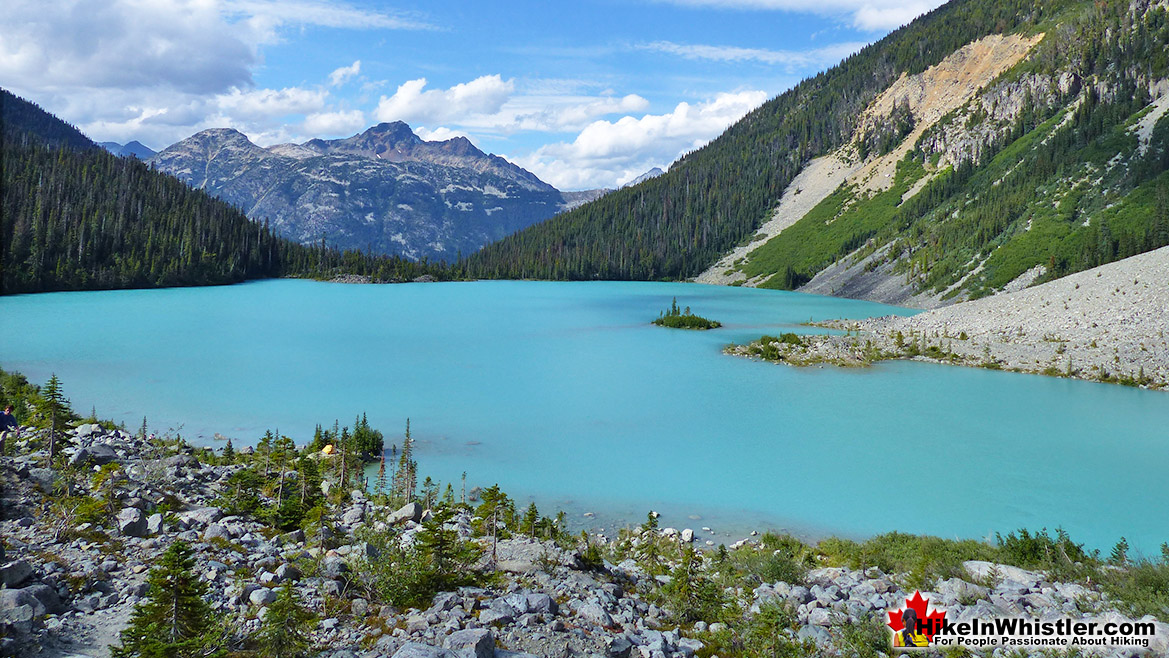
203, 523, 231, 542
575, 602, 613, 628
27, 468, 56, 492
323, 556, 349, 580
342, 506, 365, 525
274, 564, 301, 582
21, 583, 62, 615
387, 502, 423, 525
69, 443, 118, 467
443, 628, 494, 658
0, 560, 34, 588
146, 513, 165, 535
249, 588, 278, 606
117, 507, 148, 537
525, 592, 558, 615
391, 643, 458, 658
680, 529, 694, 543
179, 507, 223, 528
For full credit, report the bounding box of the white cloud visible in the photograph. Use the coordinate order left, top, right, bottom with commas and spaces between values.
217, 87, 328, 121
414, 126, 472, 142
512, 95, 651, 132
641, 40, 868, 69
328, 60, 362, 87
513, 89, 768, 190
374, 76, 516, 125
653, 0, 945, 31
0, 0, 430, 148
303, 109, 367, 136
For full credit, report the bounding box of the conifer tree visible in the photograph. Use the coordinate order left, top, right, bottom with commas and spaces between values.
112, 540, 227, 658
393, 419, 417, 502
253, 581, 315, 658
375, 454, 387, 499
39, 374, 70, 463
222, 438, 234, 463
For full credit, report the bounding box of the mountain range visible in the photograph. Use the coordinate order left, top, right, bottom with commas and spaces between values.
149, 123, 586, 261
99, 140, 157, 159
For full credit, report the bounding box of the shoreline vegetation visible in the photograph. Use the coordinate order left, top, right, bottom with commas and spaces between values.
653, 298, 722, 330
3, 368, 1169, 657
727, 322, 1167, 390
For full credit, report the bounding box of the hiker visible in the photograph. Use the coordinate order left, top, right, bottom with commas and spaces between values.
0, 404, 18, 455
893, 607, 929, 648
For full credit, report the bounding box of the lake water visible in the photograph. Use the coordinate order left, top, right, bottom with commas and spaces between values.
2, 279, 1167, 553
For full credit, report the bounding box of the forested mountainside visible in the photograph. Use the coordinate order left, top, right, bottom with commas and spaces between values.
1, 88, 95, 152
465, 0, 1169, 306
150, 122, 568, 261
0, 91, 450, 295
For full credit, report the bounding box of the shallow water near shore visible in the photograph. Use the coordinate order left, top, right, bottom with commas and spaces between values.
3, 279, 1168, 552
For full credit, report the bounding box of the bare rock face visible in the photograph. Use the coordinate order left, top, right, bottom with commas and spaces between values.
149, 123, 577, 262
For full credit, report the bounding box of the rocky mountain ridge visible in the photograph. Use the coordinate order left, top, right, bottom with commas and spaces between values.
149, 123, 573, 261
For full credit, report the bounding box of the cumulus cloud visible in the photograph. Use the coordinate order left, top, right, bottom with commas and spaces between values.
302, 109, 367, 136
513, 89, 768, 190
328, 61, 362, 87
0, 0, 255, 94
414, 126, 472, 142
653, 0, 945, 31
640, 40, 868, 69
374, 75, 516, 125
0, 0, 429, 148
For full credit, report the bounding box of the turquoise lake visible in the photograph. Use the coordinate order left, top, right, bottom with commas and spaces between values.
2, 279, 1167, 553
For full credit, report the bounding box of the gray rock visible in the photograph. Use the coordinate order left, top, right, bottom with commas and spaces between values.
443, 628, 494, 658
796, 625, 830, 645
179, 506, 223, 528
274, 564, 301, 582
477, 607, 514, 626
203, 523, 231, 542
806, 608, 833, 626
249, 588, 278, 606
525, 592, 558, 615
387, 502, 424, 525
323, 556, 349, 580
576, 602, 614, 628
117, 507, 148, 537
70, 443, 118, 467
351, 598, 369, 617
27, 467, 56, 492
343, 506, 365, 525
22, 583, 63, 615
607, 635, 633, 658
391, 643, 458, 658
0, 560, 34, 588
146, 513, 164, 535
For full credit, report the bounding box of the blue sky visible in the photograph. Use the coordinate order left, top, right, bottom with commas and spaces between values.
1, 0, 944, 188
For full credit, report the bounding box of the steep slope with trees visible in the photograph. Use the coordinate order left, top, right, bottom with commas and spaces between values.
465, 0, 1168, 309
464, 0, 1077, 280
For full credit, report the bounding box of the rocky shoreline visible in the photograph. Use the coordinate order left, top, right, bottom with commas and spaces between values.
3, 423, 1168, 658
729, 246, 1169, 391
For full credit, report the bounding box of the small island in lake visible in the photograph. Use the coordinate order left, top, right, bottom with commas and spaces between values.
653, 297, 722, 330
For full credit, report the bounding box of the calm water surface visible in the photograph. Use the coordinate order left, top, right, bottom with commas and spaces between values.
2, 279, 1167, 552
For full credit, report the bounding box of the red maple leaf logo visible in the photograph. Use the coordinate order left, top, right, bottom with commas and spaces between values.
887, 591, 947, 641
